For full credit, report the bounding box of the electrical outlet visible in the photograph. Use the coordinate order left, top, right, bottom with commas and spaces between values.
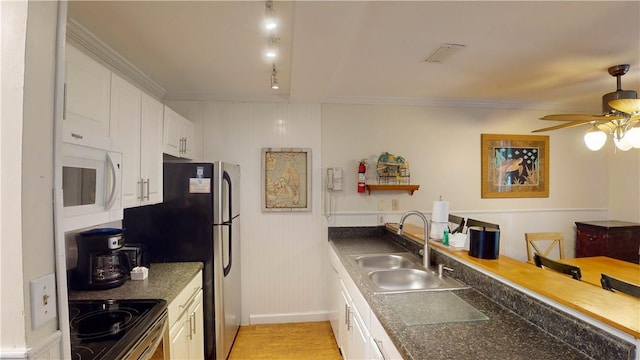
378, 215, 385, 224
392, 199, 399, 210
30, 273, 57, 329
378, 199, 385, 211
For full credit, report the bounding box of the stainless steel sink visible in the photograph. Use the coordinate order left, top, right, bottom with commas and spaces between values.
369, 268, 443, 290
350, 252, 469, 293
352, 253, 417, 270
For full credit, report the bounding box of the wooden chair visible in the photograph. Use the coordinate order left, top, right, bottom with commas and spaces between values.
466, 218, 499, 231
600, 273, 640, 298
534, 253, 582, 280
448, 214, 465, 234
525, 232, 565, 263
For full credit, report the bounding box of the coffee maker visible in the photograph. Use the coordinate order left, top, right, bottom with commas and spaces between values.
75, 228, 130, 290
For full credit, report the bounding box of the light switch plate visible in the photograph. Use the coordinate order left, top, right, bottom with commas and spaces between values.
30, 273, 57, 329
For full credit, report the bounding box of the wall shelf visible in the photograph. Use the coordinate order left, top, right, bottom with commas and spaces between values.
365, 184, 420, 195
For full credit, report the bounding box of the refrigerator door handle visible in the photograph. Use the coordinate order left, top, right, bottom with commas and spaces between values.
222, 171, 233, 277
222, 222, 232, 276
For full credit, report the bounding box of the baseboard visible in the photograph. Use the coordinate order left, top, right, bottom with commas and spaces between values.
0, 330, 61, 359
249, 311, 329, 325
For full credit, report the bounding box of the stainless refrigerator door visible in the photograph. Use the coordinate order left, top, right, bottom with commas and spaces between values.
214, 162, 241, 360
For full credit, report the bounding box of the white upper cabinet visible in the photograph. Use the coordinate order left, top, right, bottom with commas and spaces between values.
109, 74, 163, 209
65, 43, 111, 138
140, 92, 164, 205
163, 106, 194, 160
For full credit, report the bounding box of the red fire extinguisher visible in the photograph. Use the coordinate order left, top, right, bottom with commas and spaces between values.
357, 161, 366, 193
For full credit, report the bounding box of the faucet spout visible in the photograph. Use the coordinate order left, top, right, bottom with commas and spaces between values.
397, 210, 431, 268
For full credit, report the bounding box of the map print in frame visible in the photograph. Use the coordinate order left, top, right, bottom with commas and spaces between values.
262, 148, 311, 212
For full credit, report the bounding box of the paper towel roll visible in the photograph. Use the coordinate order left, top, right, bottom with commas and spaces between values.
431, 200, 449, 223
430, 222, 448, 239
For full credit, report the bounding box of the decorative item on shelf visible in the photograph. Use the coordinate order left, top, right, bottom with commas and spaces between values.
376, 152, 410, 185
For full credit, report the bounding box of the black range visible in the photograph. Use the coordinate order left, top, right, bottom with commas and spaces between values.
68, 299, 166, 360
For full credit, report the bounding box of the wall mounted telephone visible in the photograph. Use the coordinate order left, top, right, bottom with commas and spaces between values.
326, 167, 343, 191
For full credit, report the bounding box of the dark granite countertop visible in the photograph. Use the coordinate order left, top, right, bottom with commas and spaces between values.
330, 234, 592, 360
68, 262, 203, 304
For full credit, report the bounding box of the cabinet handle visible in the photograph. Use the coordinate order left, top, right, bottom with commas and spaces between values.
190, 312, 196, 336
344, 304, 349, 326
374, 339, 389, 360
138, 179, 144, 201
144, 179, 150, 200
63, 83, 67, 120
188, 313, 194, 340
346, 306, 352, 331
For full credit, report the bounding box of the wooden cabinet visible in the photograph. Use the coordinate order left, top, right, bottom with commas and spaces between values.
65, 43, 111, 138
163, 106, 194, 159
169, 270, 204, 360
110, 75, 163, 208
575, 221, 640, 264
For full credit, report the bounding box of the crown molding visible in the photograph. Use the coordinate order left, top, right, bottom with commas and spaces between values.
321, 96, 596, 112
66, 19, 166, 100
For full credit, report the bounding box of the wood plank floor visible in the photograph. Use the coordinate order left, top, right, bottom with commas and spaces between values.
228, 321, 342, 360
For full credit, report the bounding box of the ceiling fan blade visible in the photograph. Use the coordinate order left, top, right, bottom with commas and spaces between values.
532, 120, 594, 133
540, 114, 602, 121
609, 98, 640, 114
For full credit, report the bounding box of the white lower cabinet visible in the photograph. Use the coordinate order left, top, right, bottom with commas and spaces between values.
328, 246, 402, 360
169, 270, 204, 360
370, 312, 404, 360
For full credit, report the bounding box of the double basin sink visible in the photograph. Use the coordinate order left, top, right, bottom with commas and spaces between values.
350, 252, 468, 293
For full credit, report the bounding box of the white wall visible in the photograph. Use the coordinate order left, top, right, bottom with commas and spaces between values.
1, 2, 61, 357
321, 103, 611, 261
172, 101, 325, 325
1, 0, 29, 352
608, 150, 640, 222
172, 99, 621, 323
22, 0, 59, 347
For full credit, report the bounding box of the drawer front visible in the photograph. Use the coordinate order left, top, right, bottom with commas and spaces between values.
168, 270, 203, 326
576, 229, 606, 257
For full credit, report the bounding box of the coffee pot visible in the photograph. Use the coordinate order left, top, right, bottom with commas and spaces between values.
75, 228, 131, 290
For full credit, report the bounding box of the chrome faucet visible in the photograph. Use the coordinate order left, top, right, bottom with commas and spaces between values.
397, 210, 430, 268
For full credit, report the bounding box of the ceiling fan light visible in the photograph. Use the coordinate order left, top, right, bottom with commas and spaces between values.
614, 135, 632, 151
625, 126, 640, 148
584, 127, 607, 151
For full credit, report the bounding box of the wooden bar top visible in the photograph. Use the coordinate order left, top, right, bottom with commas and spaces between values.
386, 223, 640, 339
558, 256, 640, 288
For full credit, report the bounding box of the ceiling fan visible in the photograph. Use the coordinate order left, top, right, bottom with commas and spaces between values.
533, 64, 640, 151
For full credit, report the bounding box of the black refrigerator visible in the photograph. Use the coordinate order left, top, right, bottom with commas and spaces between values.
123, 161, 241, 360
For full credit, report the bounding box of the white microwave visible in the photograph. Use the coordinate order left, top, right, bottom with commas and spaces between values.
62, 141, 123, 231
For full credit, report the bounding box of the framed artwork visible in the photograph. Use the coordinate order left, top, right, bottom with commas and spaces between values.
262, 148, 312, 212
481, 134, 549, 198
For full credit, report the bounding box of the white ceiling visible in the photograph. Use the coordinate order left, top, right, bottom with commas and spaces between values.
68, 1, 640, 113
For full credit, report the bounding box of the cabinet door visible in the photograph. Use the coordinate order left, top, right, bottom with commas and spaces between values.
170, 317, 190, 360
328, 262, 341, 342
338, 280, 351, 358
349, 305, 369, 360
162, 106, 182, 157
65, 44, 111, 138
370, 313, 403, 359
110, 74, 142, 209
181, 118, 195, 160
576, 229, 607, 257
188, 290, 205, 360
140, 93, 163, 205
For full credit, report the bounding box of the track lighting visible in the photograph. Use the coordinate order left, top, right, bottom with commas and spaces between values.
265, 35, 279, 59
264, 0, 278, 31
270, 64, 279, 90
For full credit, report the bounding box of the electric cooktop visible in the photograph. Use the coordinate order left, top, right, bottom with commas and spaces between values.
68, 299, 166, 360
